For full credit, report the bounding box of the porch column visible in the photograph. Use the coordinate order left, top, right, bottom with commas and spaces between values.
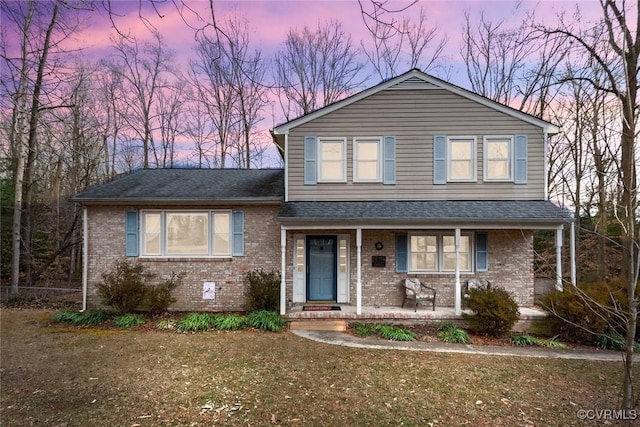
82, 207, 88, 312
454, 228, 461, 315
555, 227, 563, 291
356, 228, 362, 315
280, 228, 287, 315
570, 221, 576, 286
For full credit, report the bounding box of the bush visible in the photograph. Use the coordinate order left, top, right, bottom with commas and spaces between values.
539, 280, 631, 345
97, 259, 181, 314
97, 260, 155, 314
244, 269, 280, 312
51, 309, 108, 326
114, 313, 145, 328
144, 272, 184, 315
177, 312, 217, 332
246, 310, 286, 332
464, 287, 519, 338
437, 322, 470, 344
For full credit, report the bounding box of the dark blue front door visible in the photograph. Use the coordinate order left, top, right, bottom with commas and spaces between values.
307, 236, 337, 301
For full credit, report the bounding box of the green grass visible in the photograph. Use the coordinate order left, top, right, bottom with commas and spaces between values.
176, 312, 217, 332
113, 313, 145, 328
246, 310, 286, 332
51, 309, 109, 325
212, 314, 247, 330
436, 322, 471, 344
373, 324, 418, 341
352, 322, 375, 336
510, 333, 540, 346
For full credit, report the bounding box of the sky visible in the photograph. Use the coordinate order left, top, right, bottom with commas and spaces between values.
3, 0, 611, 168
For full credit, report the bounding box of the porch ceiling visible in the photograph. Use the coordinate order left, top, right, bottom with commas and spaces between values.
279, 200, 573, 228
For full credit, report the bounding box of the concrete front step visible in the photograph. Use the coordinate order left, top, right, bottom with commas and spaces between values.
289, 320, 347, 332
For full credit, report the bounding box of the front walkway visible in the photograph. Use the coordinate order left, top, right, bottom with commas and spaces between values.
291, 329, 626, 362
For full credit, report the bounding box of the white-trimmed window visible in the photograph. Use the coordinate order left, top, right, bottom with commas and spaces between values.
318, 137, 346, 182
353, 137, 382, 182
484, 136, 513, 181
447, 136, 476, 181
409, 233, 472, 272
141, 210, 231, 257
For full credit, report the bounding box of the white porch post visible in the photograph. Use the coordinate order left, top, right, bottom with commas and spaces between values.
454, 228, 461, 315
356, 228, 362, 315
280, 227, 287, 315
570, 221, 576, 286
82, 207, 88, 311
555, 227, 563, 291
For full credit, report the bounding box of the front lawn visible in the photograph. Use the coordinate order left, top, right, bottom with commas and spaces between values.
1, 309, 636, 426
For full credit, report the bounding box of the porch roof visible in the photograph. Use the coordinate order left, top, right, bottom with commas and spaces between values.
278, 200, 573, 227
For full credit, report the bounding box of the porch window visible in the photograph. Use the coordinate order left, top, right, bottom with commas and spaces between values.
140, 210, 233, 257
318, 137, 346, 182
353, 137, 382, 182
409, 233, 472, 272
484, 136, 512, 181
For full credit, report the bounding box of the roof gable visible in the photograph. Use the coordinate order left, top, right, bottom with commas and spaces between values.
271, 69, 559, 146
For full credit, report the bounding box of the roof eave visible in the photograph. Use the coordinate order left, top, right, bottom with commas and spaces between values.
74, 197, 283, 206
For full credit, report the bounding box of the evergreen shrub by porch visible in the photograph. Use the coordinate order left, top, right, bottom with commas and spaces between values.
244, 269, 280, 312
464, 287, 519, 338
539, 280, 633, 345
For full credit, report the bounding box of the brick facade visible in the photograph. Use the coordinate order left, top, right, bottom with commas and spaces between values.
87, 205, 534, 311
86, 204, 281, 312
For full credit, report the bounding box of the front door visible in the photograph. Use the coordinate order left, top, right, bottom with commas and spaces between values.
307, 236, 337, 301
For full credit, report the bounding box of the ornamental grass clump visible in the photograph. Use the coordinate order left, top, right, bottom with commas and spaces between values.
113, 313, 146, 328
177, 312, 217, 332
51, 309, 108, 326
373, 324, 417, 341
212, 314, 247, 331
246, 310, 286, 332
436, 322, 470, 344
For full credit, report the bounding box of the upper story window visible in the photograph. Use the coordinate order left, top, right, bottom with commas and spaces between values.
353, 137, 382, 182
484, 136, 513, 181
447, 136, 476, 182
318, 137, 346, 182
141, 210, 231, 257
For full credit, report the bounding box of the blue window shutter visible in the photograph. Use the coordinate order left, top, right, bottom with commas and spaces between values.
125, 210, 139, 257
396, 233, 408, 272
304, 136, 317, 185
433, 135, 446, 184
476, 232, 488, 272
383, 135, 396, 185
232, 211, 244, 256
514, 135, 528, 184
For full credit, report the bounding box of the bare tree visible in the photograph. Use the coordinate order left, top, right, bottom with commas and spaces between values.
544, 0, 638, 409
362, 6, 446, 80
274, 20, 365, 120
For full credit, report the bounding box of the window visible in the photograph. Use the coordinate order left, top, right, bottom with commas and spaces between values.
484, 136, 513, 181
318, 137, 346, 182
353, 137, 382, 182
447, 136, 476, 181
409, 233, 472, 272
141, 211, 232, 257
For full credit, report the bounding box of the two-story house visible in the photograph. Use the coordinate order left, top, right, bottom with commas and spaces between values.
73, 69, 574, 318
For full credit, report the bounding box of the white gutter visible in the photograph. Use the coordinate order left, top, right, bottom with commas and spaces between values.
280, 227, 287, 315
284, 134, 289, 202
356, 228, 362, 315
544, 130, 549, 201
82, 207, 88, 311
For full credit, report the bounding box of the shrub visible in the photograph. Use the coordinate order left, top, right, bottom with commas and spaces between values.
246, 310, 286, 332
212, 314, 247, 331
114, 313, 145, 328
464, 287, 519, 338
436, 322, 470, 344
244, 269, 280, 312
97, 260, 155, 314
51, 309, 108, 326
177, 312, 217, 332
144, 272, 184, 315
373, 324, 417, 341
352, 323, 375, 337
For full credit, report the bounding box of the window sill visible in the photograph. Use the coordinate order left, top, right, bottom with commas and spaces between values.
138, 257, 233, 263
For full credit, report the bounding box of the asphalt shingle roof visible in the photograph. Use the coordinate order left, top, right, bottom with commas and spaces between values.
279, 200, 572, 225
72, 169, 284, 204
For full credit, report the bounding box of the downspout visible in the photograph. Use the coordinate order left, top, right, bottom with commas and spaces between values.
82, 206, 88, 311
356, 228, 362, 315
454, 228, 461, 315
284, 134, 289, 202
280, 227, 287, 315
543, 130, 549, 201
